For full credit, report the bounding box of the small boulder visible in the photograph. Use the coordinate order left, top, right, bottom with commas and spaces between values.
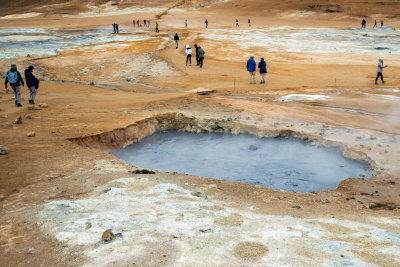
191, 191, 208, 200
13, 115, 22, 124
27, 132, 36, 137
38, 103, 48, 108
25, 114, 33, 119
101, 229, 122, 243
6, 122, 13, 128
0, 145, 8, 155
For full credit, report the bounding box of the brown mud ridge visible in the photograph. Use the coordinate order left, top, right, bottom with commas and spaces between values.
70, 112, 373, 167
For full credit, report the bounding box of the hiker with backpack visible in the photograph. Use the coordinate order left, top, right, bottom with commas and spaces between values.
24, 65, 40, 104
5, 64, 25, 107
247, 55, 257, 84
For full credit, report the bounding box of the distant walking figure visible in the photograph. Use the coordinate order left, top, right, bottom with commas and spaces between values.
155, 22, 159, 32
112, 23, 116, 33
24, 65, 40, 104
361, 19, 366, 28
174, 33, 180, 49
185, 45, 192, 65
258, 58, 267, 84
373, 20, 377, 28
185, 19, 188, 28
247, 55, 256, 84
194, 44, 200, 65
133, 19, 135, 27
116, 24, 119, 33
375, 58, 388, 84
248, 18, 251, 27
144, 19, 147, 27
197, 46, 205, 68
381, 20, 383, 27
148, 20, 150, 27
205, 19, 208, 28
236, 19, 239, 27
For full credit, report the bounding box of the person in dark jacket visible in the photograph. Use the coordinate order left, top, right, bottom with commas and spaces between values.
197, 46, 205, 68
194, 44, 200, 65
24, 65, 40, 104
258, 58, 267, 84
174, 33, 179, 49
5, 64, 24, 106
246, 55, 256, 84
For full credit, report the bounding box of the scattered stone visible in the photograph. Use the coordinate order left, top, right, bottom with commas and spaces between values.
25, 114, 33, 119
0, 145, 8, 155
191, 191, 208, 199
278, 196, 285, 200
13, 115, 22, 124
102, 229, 122, 243
360, 192, 370, 196
26, 132, 36, 137
369, 202, 398, 210
388, 180, 396, 185
27, 106, 42, 110
90, 82, 95, 86
291, 205, 302, 209
86, 222, 92, 230
38, 103, 48, 108
102, 188, 111, 194
199, 228, 212, 233
6, 122, 13, 127
27, 248, 35, 254
130, 168, 156, 174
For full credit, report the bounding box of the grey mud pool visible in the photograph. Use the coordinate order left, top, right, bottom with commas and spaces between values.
111, 131, 371, 192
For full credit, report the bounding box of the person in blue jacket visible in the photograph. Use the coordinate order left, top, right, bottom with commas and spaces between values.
247, 55, 256, 84
24, 65, 40, 104
258, 58, 267, 84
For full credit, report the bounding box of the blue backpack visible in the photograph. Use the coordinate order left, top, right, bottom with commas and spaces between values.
7, 71, 18, 84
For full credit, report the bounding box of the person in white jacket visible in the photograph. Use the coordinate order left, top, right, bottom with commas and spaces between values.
185, 44, 192, 66
375, 58, 388, 84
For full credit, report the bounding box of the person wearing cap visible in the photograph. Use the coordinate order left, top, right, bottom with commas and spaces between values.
5, 64, 24, 107
185, 44, 192, 66
247, 55, 257, 84
258, 58, 267, 84
24, 65, 40, 104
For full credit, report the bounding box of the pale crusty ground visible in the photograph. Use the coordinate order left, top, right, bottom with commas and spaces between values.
1, 0, 400, 266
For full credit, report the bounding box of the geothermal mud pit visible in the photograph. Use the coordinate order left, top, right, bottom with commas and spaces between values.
111, 131, 371, 192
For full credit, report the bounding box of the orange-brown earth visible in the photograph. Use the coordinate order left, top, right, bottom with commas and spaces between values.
1, 0, 400, 266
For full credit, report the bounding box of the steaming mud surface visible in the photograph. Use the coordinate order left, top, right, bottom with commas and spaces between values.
111, 131, 371, 192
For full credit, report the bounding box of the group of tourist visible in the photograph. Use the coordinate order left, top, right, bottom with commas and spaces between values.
4, 64, 40, 107
246, 56, 267, 84
133, 19, 151, 27
362, 19, 384, 28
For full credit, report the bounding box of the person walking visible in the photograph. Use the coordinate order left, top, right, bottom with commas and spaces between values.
205, 19, 208, 28
144, 19, 147, 27
373, 19, 377, 28
361, 19, 366, 28
248, 18, 251, 27
381, 20, 383, 27
116, 24, 119, 33
174, 33, 180, 49
197, 46, 205, 68
247, 55, 257, 84
194, 44, 200, 65
137, 19, 140, 27
375, 58, 388, 85
155, 22, 159, 32
185, 19, 188, 28
235, 19, 239, 27
5, 64, 24, 107
258, 58, 267, 84
185, 45, 192, 66
24, 65, 40, 104
133, 19, 135, 27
